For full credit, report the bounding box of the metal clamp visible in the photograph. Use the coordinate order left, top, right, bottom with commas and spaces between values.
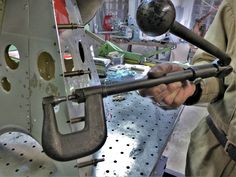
42, 94, 107, 161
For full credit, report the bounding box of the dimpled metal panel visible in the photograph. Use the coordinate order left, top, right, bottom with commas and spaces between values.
92, 92, 182, 177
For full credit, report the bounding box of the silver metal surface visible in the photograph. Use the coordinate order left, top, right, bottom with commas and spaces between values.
92, 92, 182, 177
0, 0, 100, 176
0, 132, 58, 177
0, 0, 4, 29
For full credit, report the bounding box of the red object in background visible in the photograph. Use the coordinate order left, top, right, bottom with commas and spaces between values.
54, 0, 72, 61
103, 15, 113, 31
54, 0, 70, 24
103, 15, 113, 40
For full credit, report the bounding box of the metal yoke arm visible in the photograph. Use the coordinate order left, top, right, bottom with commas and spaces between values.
42, 94, 107, 161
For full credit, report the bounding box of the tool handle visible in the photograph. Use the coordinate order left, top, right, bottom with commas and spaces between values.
136, 0, 231, 66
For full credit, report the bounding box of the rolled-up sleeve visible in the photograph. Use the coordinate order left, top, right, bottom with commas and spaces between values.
189, 0, 235, 104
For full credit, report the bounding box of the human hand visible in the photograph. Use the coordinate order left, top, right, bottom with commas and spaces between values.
139, 63, 196, 107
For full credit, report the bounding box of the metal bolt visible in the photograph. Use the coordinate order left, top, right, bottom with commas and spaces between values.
57, 23, 84, 30
61, 70, 91, 77
76, 158, 105, 168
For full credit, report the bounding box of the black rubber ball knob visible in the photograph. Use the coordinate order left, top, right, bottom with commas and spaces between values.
136, 0, 176, 36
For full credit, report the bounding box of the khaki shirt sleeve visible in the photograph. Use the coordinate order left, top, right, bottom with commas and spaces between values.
190, 0, 235, 103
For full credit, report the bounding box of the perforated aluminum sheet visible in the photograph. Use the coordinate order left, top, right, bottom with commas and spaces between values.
0, 132, 58, 177
92, 92, 182, 177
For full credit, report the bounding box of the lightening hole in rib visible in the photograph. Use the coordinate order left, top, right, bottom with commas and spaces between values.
5, 44, 20, 70
1, 77, 11, 92
78, 41, 85, 63
37, 52, 55, 81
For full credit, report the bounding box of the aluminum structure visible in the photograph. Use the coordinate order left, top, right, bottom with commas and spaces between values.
0, 0, 101, 176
